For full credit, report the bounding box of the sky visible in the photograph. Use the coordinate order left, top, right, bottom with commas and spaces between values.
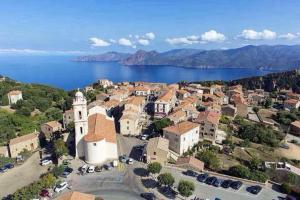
0, 0, 300, 55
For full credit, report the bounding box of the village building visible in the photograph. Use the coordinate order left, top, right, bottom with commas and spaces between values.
236, 103, 248, 118
163, 121, 199, 155
154, 89, 176, 118
0, 146, 9, 157
73, 91, 118, 164
40, 121, 62, 139
167, 109, 187, 124
7, 90, 23, 105
194, 110, 220, 144
175, 156, 204, 172
176, 89, 191, 100
290, 121, 300, 136
284, 99, 300, 110
63, 109, 74, 129
145, 137, 169, 165
54, 191, 95, 200
221, 104, 237, 117
96, 93, 109, 101
8, 132, 39, 158
134, 86, 151, 96
98, 79, 113, 88
84, 85, 94, 92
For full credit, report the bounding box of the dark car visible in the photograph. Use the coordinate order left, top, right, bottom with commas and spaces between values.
64, 167, 73, 173
4, 163, 14, 169
247, 185, 262, 195
95, 166, 103, 172
205, 176, 217, 185
230, 181, 243, 190
221, 179, 233, 188
40, 189, 49, 197
184, 170, 198, 177
197, 173, 209, 182
212, 178, 223, 187
104, 164, 112, 170
160, 187, 178, 198
140, 192, 156, 200
0, 166, 8, 173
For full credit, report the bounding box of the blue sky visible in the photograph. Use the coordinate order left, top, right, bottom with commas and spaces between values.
0, 0, 300, 55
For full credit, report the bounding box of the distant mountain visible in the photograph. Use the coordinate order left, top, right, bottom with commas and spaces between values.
75, 51, 130, 62
75, 45, 300, 69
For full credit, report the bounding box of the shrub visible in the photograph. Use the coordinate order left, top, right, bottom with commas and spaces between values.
281, 182, 292, 194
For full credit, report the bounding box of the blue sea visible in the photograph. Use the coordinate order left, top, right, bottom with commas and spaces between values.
0, 55, 276, 90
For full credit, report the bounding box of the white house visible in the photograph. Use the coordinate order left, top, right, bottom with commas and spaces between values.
163, 121, 200, 155
7, 90, 23, 105
154, 89, 176, 118
73, 90, 118, 164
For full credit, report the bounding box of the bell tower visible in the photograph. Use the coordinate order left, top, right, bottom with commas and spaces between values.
73, 90, 88, 158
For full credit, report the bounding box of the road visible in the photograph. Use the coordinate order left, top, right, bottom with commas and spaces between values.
0, 152, 48, 198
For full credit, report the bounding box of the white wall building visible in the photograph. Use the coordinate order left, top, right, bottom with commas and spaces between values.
73, 90, 118, 164
7, 90, 23, 105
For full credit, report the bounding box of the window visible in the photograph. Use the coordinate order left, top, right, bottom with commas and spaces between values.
80, 127, 83, 134
93, 143, 97, 146
127, 121, 129, 124
79, 111, 82, 119
153, 152, 156, 155
127, 126, 129, 130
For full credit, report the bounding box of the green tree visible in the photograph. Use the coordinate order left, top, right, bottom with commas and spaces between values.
229, 165, 251, 179
264, 98, 272, 108
248, 156, 261, 171
281, 182, 292, 194
147, 162, 162, 176
253, 106, 259, 113
196, 150, 220, 170
40, 173, 57, 188
157, 173, 175, 188
45, 107, 63, 121
178, 180, 195, 198
52, 165, 65, 177
53, 139, 68, 158
152, 118, 173, 133
287, 172, 297, 185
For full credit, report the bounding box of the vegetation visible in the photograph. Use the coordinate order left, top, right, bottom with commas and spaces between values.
52, 165, 66, 177
0, 155, 14, 168
152, 118, 173, 133
147, 162, 162, 176
276, 110, 300, 126
196, 149, 220, 171
12, 173, 57, 200
157, 173, 175, 188
281, 182, 292, 194
177, 180, 195, 198
228, 165, 268, 183
53, 139, 68, 159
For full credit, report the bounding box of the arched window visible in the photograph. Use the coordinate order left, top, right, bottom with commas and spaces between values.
79, 111, 82, 119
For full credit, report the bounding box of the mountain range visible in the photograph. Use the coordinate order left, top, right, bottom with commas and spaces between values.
75, 45, 300, 69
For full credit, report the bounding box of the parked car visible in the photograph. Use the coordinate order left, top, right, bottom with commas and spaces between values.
205, 176, 217, 185
247, 185, 262, 195
230, 181, 243, 190
160, 187, 178, 198
135, 145, 145, 151
212, 178, 223, 187
119, 155, 128, 163
221, 179, 233, 188
4, 163, 14, 169
81, 164, 88, 173
104, 164, 112, 170
61, 171, 71, 178
54, 181, 68, 193
65, 167, 73, 173
40, 189, 50, 197
112, 160, 119, 167
140, 192, 156, 200
41, 159, 52, 166
0, 166, 8, 173
184, 170, 198, 177
95, 166, 103, 172
87, 165, 95, 173
140, 134, 148, 140
197, 173, 209, 182
127, 158, 134, 165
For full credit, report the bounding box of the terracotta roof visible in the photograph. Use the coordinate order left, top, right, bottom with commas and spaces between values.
54, 191, 95, 200
176, 156, 204, 171
9, 132, 38, 145
157, 89, 175, 102
134, 86, 150, 91
163, 121, 199, 135
126, 96, 145, 106
291, 120, 300, 128
8, 90, 22, 96
168, 110, 186, 119
195, 110, 220, 124
177, 89, 189, 95
285, 99, 299, 105
103, 99, 120, 108
147, 137, 169, 152
44, 121, 61, 128
84, 113, 117, 143
230, 93, 245, 105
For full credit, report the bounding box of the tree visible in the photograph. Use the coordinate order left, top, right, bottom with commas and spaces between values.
52, 165, 65, 177
253, 106, 259, 113
229, 165, 251, 179
287, 172, 297, 185
53, 139, 68, 158
45, 107, 63, 121
152, 118, 173, 133
248, 156, 261, 171
281, 182, 292, 194
147, 162, 162, 176
196, 150, 220, 170
264, 98, 272, 108
157, 173, 175, 188
178, 180, 195, 198
40, 173, 57, 188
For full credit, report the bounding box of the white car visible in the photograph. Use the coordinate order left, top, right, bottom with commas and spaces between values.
54, 181, 68, 193
127, 158, 133, 165
141, 134, 148, 140
87, 165, 95, 173
81, 164, 88, 173
41, 159, 52, 166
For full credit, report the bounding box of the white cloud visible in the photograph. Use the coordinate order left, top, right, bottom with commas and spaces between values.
109, 39, 117, 43
279, 33, 300, 40
239, 29, 277, 40
0, 48, 86, 55
201, 30, 226, 42
138, 39, 150, 46
145, 32, 155, 40
89, 37, 111, 47
118, 38, 134, 47
165, 37, 199, 45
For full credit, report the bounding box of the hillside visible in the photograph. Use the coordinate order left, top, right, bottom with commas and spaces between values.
76, 45, 300, 70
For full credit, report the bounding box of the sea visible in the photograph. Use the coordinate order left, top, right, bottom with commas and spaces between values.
0, 55, 276, 90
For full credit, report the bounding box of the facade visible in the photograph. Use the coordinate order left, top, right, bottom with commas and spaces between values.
236, 103, 248, 118
176, 89, 190, 100
290, 121, 300, 136
175, 156, 204, 172
73, 91, 118, 164
154, 89, 176, 118
7, 90, 23, 105
63, 109, 74, 129
134, 86, 151, 96
221, 104, 237, 117
163, 121, 200, 155
146, 137, 169, 165
40, 121, 62, 139
98, 79, 113, 88
194, 110, 220, 143
9, 132, 39, 158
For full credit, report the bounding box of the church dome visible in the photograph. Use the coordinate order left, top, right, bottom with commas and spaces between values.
75, 90, 84, 98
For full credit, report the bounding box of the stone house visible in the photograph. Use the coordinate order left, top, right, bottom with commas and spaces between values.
8, 132, 39, 158
41, 121, 62, 139
146, 137, 169, 165
63, 109, 74, 129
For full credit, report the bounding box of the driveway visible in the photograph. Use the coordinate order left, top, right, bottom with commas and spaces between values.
0, 152, 48, 198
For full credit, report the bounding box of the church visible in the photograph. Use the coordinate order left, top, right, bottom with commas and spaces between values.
73, 90, 118, 164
